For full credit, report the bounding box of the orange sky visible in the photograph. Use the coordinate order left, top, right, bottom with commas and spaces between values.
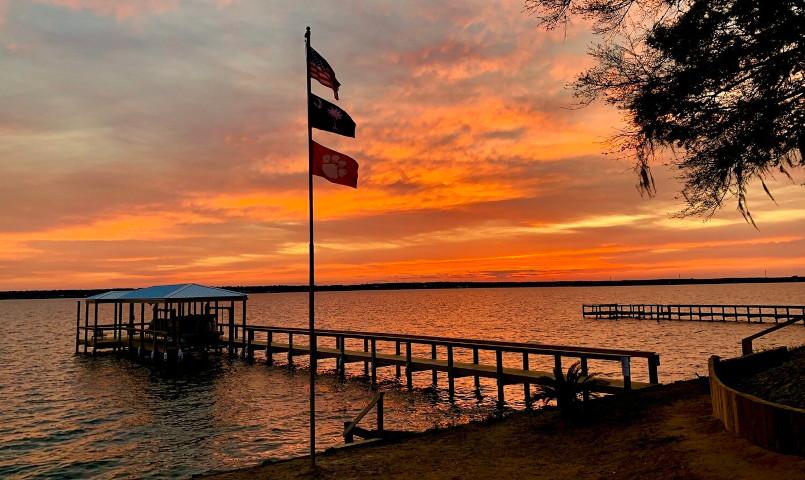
1, 0, 803, 290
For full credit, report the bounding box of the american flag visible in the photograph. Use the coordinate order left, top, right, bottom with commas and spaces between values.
308, 47, 340, 100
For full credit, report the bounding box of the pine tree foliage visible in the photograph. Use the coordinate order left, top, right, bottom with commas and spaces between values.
525, 0, 804, 221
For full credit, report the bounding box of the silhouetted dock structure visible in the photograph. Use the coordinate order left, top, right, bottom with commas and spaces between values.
75, 284, 661, 408
583, 303, 805, 324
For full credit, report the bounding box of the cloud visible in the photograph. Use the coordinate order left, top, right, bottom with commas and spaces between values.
33, 0, 181, 21
0, 0, 803, 289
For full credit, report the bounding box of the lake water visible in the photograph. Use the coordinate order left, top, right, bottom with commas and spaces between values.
1, 283, 804, 478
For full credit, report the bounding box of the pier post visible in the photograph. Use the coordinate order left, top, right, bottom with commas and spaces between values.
112, 302, 118, 353
75, 301, 80, 354
472, 347, 480, 393
83, 302, 89, 353
447, 344, 454, 402
405, 341, 412, 391
139, 304, 145, 356
338, 336, 346, 380
128, 303, 134, 355
522, 352, 531, 409
266, 331, 273, 365
92, 303, 98, 356
213, 301, 220, 352
648, 354, 659, 384
621, 356, 632, 391
554, 354, 562, 374
363, 338, 369, 376
288, 333, 294, 367
241, 300, 247, 358
110, 302, 116, 352
370, 338, 377, 389
228, 303, 235, 356
247, 329, 254, 362
431, 343, 437, 387
581, 357, 589, 403
395, 341, 401, 379
152, 330, 158, 361
495, 349, 504, 408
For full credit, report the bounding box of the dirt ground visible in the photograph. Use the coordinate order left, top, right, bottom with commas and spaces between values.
200, 379, 805, 480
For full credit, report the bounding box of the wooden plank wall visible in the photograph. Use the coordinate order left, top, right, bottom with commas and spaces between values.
709, 350, 805, 455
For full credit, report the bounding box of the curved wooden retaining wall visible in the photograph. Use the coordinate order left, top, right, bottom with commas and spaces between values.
709, 349, 805, 455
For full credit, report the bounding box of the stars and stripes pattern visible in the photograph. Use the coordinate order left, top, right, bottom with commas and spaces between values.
308, 47, 341, 100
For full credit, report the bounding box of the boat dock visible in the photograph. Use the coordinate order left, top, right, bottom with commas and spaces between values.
241, 326, 660, 406
583, 303, 805, 324
74, 284, 661, 408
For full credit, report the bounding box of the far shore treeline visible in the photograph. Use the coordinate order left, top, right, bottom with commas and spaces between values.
0, 276, 802, 301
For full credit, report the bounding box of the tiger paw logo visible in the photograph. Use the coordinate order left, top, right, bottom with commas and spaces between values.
321, 154, 349, 179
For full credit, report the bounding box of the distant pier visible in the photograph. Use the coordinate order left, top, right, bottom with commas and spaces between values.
584, 303, 805, 324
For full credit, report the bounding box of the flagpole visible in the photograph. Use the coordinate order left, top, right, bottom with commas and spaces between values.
304, 25, 317, 468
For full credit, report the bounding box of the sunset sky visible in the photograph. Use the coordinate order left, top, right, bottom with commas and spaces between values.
1, 0, 803, 290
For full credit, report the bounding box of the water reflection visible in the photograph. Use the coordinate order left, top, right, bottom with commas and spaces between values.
1, 284, 804, 478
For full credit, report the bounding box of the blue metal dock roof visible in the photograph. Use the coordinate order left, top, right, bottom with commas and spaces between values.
86, 283, 247, 302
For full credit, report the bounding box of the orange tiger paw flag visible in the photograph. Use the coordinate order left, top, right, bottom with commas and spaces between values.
312, 141, 358, 188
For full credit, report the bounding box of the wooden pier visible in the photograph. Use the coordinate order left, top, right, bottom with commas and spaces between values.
240, 325, 660, 407
74, 284, 662, 409
583, 303, 805, 324
79, 324, 660, 407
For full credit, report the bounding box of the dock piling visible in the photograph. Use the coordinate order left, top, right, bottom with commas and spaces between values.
581, 356, 590, 402
405, 341, 412, 390
74, 301, 80, 354
522, 352, 531, 408
447, 344, 454, 402
363, 338, 369, 376
395, 341, 401, 379
472, 347, 480, 393
431, 343, 437, 387
370, 338, 377, 388
620, 356, 631, 391
496, 349, 504, 408
266, 331, 273, 365
92, 303, 98, 356
338, 336, 346, 379
288, 333, 294, 367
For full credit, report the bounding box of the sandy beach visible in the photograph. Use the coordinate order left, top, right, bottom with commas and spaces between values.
201, 379, 805, 480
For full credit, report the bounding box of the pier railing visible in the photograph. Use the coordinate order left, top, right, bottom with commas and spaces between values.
76, 324, 172, 358
583, 304, 805, 324
343, 391, 384, 444
741, 315, 805, 355
240, 325, 660, 407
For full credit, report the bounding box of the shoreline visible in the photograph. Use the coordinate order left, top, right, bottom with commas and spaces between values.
1, 275, 802, 300
198, 379, 805, 480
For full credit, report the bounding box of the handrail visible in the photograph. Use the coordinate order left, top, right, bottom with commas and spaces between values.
741, 315, 804, 355
243, 325, 658, 360
343, 392, 384, 444
243, 324, 659, 388
78, 325, 170, 336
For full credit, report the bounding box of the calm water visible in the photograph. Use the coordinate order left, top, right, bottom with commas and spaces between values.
1, 284, 804, 478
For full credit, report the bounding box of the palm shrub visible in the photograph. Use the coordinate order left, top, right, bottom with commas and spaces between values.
532, 361, 606, 415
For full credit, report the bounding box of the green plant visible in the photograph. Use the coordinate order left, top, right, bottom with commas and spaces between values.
532, 361, 606, 414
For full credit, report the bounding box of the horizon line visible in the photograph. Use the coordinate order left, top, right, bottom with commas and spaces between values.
1, 275, 802, 300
